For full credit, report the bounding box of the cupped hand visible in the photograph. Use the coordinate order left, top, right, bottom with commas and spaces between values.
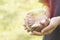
31, 17, 60, 36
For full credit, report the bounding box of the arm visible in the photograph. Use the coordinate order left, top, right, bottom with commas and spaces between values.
32, 16, 60, 35
55, 16, 60, 25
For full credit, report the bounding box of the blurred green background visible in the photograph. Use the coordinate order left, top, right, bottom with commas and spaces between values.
0, 0, 45, 40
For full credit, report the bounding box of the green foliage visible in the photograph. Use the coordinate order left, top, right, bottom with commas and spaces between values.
0, 0, 44, 40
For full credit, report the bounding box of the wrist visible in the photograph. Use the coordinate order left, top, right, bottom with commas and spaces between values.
53, 16, 60, 26
57, 16, 60, 25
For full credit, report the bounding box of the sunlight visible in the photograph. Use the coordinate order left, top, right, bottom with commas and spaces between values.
0, 0, 46, 40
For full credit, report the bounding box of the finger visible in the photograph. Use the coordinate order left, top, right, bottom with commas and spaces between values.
41, 24, 54, 34
41, 18, 58, 33
41, 26, 56, 35
31, 31, 43, 36
23, 25, 28, 30
47, 26, 56, 34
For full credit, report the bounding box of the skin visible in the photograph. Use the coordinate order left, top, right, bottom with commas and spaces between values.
24, 6, 50, 32
24, 0, 60, 36
24, 9, 60, 36
32, 16, 60, 36
31, 0, 60, 35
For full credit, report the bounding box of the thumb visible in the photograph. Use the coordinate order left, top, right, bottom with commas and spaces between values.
41, 24, 54, 33
31, 31, 43, 36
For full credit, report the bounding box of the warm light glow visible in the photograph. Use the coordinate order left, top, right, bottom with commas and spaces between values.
0, 0, 45, 40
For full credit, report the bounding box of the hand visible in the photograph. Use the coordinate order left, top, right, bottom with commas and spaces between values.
23, 13, 35, 32
24, 15, 50, 33
23, 19, 31, 32
32, 17, 60, 36
41, 17, 60, 35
